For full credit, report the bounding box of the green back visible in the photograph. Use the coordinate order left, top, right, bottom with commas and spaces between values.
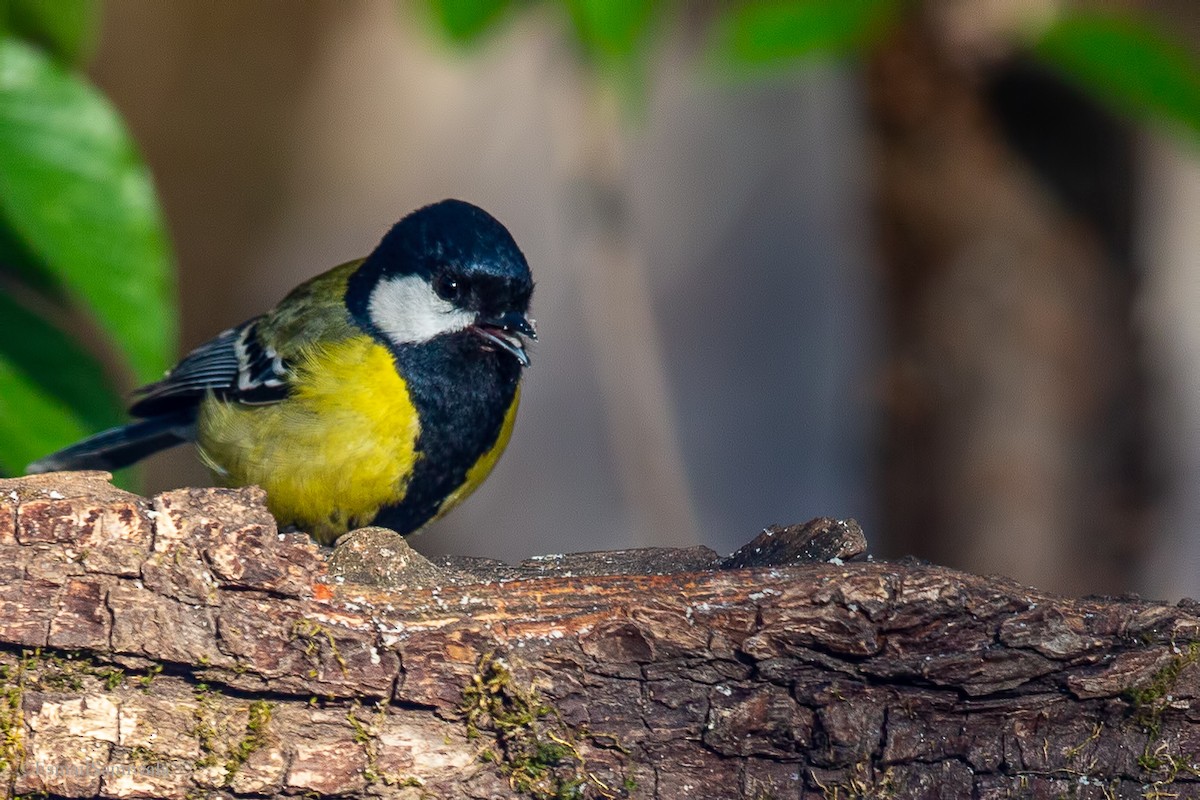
256, 259, 364, 359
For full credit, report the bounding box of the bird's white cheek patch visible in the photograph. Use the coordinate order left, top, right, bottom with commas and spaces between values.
368, 275, 474, 346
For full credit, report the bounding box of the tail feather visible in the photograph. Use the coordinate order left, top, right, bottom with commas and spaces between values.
26, 412, 196, 474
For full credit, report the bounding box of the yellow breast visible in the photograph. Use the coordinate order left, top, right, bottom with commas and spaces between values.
195, 336, 420, 543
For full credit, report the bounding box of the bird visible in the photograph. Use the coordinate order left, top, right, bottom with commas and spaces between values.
27, 199, 536, 545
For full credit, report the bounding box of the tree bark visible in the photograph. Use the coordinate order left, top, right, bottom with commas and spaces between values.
0, 472, 1195, 799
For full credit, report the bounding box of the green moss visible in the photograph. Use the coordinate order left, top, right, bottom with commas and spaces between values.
137, 662, 163, 689
461, 652, 629, 800
1060, 722, 1103, 764
0, 659, 27, 777
344, 700, 430, 790
1119, 641, 1200, 798
14, 649, 126, 693
811, 763, 896, 800
0, 645, 130, 788
1002, 724, 1133, 798
35, 652, 83, 691
126, 745, 171, 766
189, 685, 274, 783
100, 667, 126, 691
224, 699, 272, 778
1126, 642, 1200, 739
1137, 745, 1200, 776
290, 619, 348, 677
190, 683, 221, 769
346, 701, 373, 746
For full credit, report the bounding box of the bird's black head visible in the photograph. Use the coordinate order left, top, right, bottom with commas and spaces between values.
347, 199, 536, 365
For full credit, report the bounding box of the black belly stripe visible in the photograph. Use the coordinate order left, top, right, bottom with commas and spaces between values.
371, 332, 520, 535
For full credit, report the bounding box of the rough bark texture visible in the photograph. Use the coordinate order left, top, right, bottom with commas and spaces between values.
0, 473, 1196, 799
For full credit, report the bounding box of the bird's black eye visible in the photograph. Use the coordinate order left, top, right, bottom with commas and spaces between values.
433, 273, 466, 303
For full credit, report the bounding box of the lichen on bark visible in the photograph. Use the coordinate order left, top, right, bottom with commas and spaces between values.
0, 472, 1195, 799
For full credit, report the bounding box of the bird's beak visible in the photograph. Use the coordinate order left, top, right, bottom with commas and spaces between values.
475, 311, 536, 366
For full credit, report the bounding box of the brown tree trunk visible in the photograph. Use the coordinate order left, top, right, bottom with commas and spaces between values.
869, 11, 1146, 595
0, 471, 1195, 799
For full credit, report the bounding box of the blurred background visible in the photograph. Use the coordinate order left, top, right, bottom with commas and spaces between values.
2, 0, 1200, 599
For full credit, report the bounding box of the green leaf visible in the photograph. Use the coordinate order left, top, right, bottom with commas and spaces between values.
0, 215, 61, 297
0, 0, 99, 65
710, 0, 899, 68
424, 0, 512, 43
562, 0, 657, 62
1034, 13, 1200, 141
0, 289, 124, 434
0, 349, 91, 476
0, 37, 177, 383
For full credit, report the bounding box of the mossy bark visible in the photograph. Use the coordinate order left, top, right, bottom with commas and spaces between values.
0, 472, 1196, 799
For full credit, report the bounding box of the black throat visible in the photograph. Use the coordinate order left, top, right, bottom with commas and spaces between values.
374, 331, 522, 535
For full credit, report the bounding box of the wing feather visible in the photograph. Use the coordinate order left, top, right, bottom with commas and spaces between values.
128, 320, 290, 417
126, 259, 364, 419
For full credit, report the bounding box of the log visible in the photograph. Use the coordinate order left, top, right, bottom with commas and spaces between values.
0, 472, 1195, 799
